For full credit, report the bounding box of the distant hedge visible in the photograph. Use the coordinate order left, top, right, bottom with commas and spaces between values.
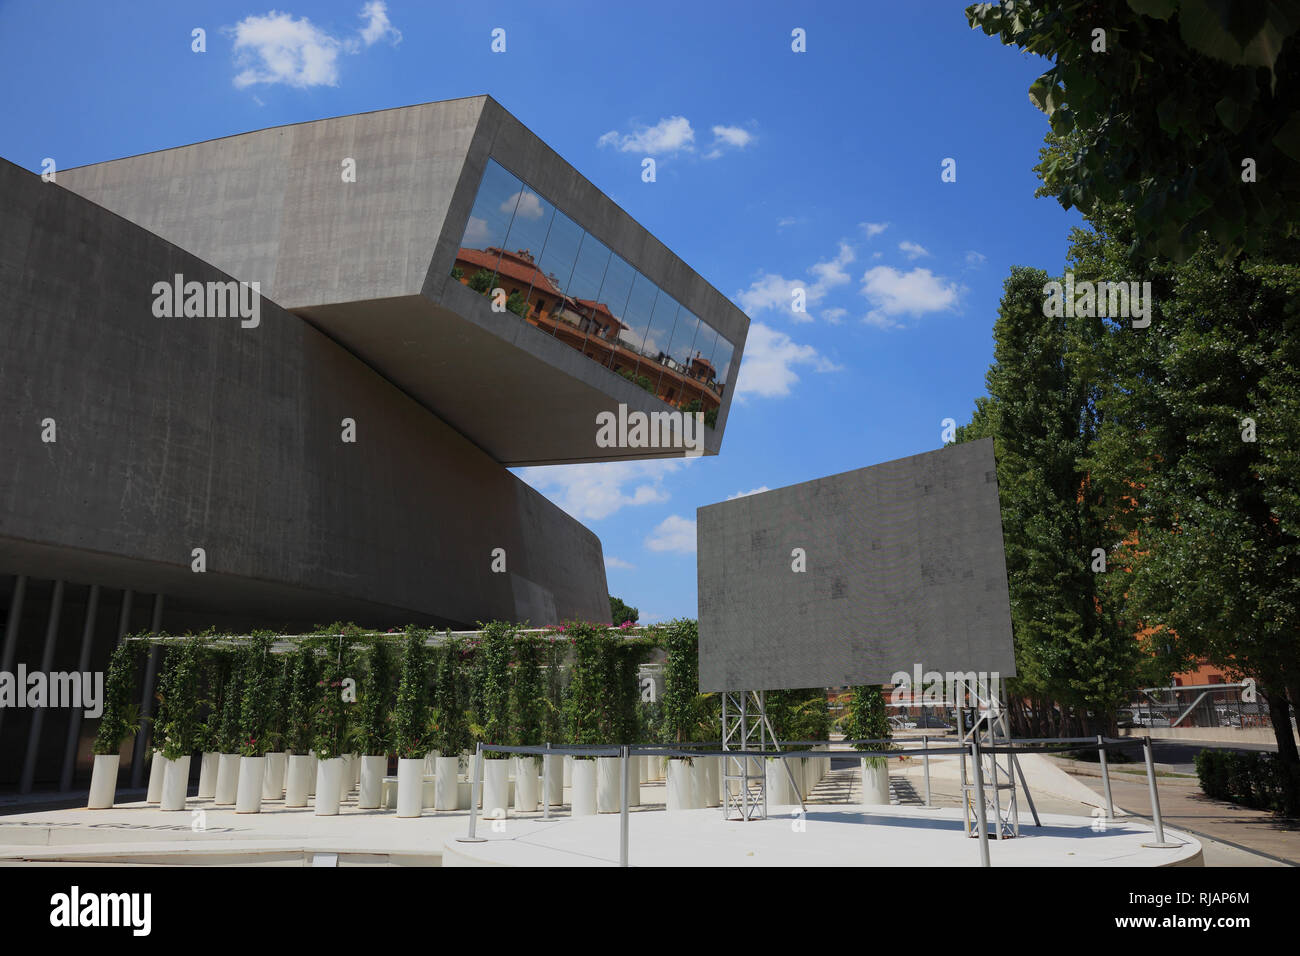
1195, 750, 1300, 816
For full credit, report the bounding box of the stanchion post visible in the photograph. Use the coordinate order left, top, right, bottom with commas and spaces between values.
1097, 734, 1114, 819
922, 735, 931, 807
971, 738, 991, 868
619, 745, 630, 867
457, 741, 487, 843
543, 742, 551, 821
1141, 736, 1179, 848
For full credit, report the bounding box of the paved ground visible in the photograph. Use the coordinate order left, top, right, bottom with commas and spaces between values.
1045, 756, 1299, 866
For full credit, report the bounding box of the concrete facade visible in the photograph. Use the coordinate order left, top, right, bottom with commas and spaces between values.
59, 96, 749, 465
0, 152, 607, 788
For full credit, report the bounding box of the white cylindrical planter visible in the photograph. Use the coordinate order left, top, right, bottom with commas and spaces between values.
628, 758, 641, 807
353, 753, 362, 788
766, 758, 791, 805
235, 755, 265, 813
639, 755, 649, 784
160, 755, 190, 811
563, 755, 574, 786
88, 754, 120, 809
434, 756, 460, 810
315, 757, 343, 816
197, 752, 219, 799
543, 754, 564, 807
689, 758, 710, 808
214, 753, 241, 805
666, 759, 694, 811
397, 758, 423, 818
702, 757, 720, 808
358, 755, 387, 809
862, 758, 891, 805
262, 751, 287, 800
337, 754, 353, 802
146, 751, 166, 803
482, 759, 510, 817
514, 756, 539, 813
596, 756, 622, 812
571, 759, 598, 816
307, 750, 316, 796
285, 754, 312, 807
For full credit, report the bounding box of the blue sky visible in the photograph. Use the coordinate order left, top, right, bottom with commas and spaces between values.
0, 1, 1080, 625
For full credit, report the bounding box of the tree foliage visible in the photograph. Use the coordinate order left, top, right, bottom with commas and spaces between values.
968, 0, 1300, 262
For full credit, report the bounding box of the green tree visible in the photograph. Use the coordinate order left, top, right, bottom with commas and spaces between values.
1082, 226, 1300, 811
967, 1, 1300, 262
956, 265, 1138, 734
609, 596, 639, 625
92, 640, 140, 756
467, 268, 493, 293
356, 637, 394, 756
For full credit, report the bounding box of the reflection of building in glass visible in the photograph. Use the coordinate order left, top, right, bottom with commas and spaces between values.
452, 158, 737, 424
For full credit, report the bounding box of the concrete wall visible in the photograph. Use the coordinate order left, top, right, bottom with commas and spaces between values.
57, 98, 749, 464
0, 158, 610, 632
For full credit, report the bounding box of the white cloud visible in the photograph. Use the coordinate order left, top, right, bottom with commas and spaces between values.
704, 124, 755, 159
821, 307, 846, 325
598, 116, 695, 155
899, 240, 930, 259
232, 12, 342, 88
777, 216, 800, 228
604, 555, 635, 570
230, 3, 400, 90
965, 250, 987, 268
734, 322, 840, 400
859, 221, 889, 239
727, 486, 770, 500
735, 242, 854, 323
356, 1, 401, 46
645, 514, 697, 554
860, 266, 962, 328
514, 459, 685, 521
503, 190, 544, 220
463, 216, 489, 246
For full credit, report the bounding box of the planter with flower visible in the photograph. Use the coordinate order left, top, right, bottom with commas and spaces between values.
356, 636, 394, 809
235, 633, 275, 812
430, 636, 469, 810
392, 627, 430, 817
159, 637, 203, 810
88, 638, 141, 809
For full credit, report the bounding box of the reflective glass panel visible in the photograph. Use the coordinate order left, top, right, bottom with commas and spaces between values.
452, 160, 525, 295
660, 308, 702, 408
496, 184, 556, 325
641, 291, 680, 393
595, 253, 637, 368
530, 208, 584, 337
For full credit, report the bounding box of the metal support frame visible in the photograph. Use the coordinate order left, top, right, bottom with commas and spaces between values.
959, 682, 1036, 841
721, 690, 804, 821
1140, 736, 1181, 849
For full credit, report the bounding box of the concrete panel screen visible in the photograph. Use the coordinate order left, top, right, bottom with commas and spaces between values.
696, 438, 1015, 691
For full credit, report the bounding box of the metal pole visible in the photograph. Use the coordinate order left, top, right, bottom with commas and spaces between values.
1141, 736, 1179, 848
619, 745, 629, 868
971, 738, 991, 867
457, 742, 487, 842
1097, 733, 1114, 819
0, 574, 26, 741
60, 584, 100, 792
21, 579, 65, 793
922, 735, 931, 807
542, 743, 551, 821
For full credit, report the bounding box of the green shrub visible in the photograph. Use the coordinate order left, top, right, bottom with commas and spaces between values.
430, 636, 470, 756
93, 640, 140, 756
284, 649, 318, 755
356, 637, 394, 755
238, 633, 277, 756
159, 638, 204, 760
1196, 749, 1300, 816
478, 621, 515, 757
393, 628, 430, 759
216, 653, 246, 754
467, 269, 493, 293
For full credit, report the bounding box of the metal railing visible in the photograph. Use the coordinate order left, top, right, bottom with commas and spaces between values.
452, 735, 1178, 867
